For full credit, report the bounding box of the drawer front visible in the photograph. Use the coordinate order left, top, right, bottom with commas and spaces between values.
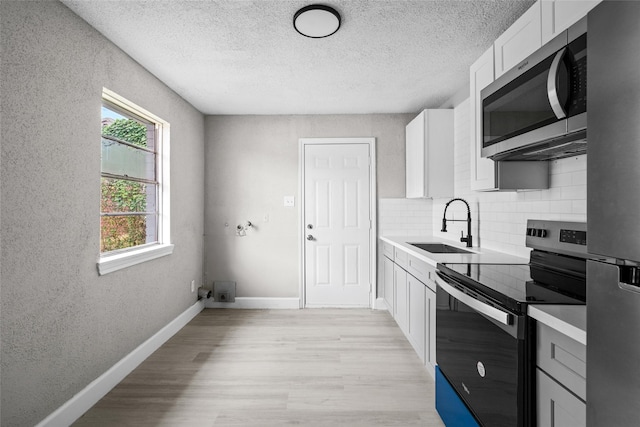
408, 255, 436, 291
537, 322, 586, 400
382, 241, 394, 260
394, 247, 409, 270
536, 368, 586, 427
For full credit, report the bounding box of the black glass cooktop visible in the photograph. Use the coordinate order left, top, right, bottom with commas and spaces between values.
437, 262, 586, 313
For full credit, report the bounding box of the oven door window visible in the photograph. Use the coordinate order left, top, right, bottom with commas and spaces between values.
482, 53, 565, 148
436, 286, 525, 426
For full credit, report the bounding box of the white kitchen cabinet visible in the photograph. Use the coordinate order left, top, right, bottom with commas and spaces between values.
416, 259, 438, 378
405, 109, 454, 199
394, 246, 409, 270
407, 274, 426, 363
536, 321, 586, 426
537, 369, 586, 427
407, 253, 430, 286
383, 255, 394, 313
494, 1, 542, 78
537, 322, 586, 400
407, 254, 437, 377
394, 264, 408, 335
382, 243, 438, 380
425, 285, 436, 378
541, 0, 601, 44
469, 46, 550, 191
495, 0, 599, 77
382, 241, 394, 260
469, 46, 497, 191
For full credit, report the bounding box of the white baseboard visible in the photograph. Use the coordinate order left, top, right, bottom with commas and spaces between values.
35, 300, 205, 427
373, 297, 389, 310
204, 297, 300, 309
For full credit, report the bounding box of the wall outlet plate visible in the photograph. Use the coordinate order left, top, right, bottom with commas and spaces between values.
284, 196, 295, 207
213, 281, 236, 302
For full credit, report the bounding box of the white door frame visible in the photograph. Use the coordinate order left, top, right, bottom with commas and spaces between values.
298, 137, 377, 308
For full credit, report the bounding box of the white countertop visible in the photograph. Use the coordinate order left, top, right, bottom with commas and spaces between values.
381, 235, 586, 345
380, 235, 529, 267
528, 305, 586, 345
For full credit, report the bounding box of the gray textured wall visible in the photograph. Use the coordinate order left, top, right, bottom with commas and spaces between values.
204, 114, 410, 298
0, 2, 205, 425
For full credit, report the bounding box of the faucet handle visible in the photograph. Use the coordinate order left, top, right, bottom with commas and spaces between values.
459, 231, 473, 247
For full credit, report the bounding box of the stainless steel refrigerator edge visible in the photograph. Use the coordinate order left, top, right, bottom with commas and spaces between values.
587, 1, 640, 426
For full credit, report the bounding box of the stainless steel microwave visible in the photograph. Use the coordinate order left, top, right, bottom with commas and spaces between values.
481, 18, 587, 161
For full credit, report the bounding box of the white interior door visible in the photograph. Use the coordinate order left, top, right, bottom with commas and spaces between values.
303, 139, 373, 307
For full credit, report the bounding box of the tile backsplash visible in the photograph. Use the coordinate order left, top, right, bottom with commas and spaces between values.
379, 99, 587, 260
378, 197, 433, 237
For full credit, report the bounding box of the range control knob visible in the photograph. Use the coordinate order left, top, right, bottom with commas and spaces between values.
527, 228, 548, 238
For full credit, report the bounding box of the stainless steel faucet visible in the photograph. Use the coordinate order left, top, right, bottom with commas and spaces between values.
441, 198, 473, 248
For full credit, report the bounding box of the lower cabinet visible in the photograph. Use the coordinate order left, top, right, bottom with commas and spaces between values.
381, 240, 437, 379
425, 285, 436, 378
383, 255, 394, 312
408, 274, 426, 363
410, 253, 438, 377
536, 322, 586, 426
537, 369, 586, 427
394, 264, 408, 334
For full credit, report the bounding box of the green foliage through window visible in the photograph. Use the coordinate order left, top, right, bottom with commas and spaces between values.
101, 108, 156, 253
100, 178, 148, 252
102, 118, 148, 148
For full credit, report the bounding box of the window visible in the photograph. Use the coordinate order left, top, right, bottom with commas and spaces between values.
98, 89, 172, 275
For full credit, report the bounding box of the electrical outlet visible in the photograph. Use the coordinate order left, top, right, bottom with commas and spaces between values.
190, 280, 195, 292
284, 196, 295, 207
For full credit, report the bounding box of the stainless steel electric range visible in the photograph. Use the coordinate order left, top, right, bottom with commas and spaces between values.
434, 220, 589, 427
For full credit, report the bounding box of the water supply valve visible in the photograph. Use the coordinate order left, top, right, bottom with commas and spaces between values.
236, 221, 253, 236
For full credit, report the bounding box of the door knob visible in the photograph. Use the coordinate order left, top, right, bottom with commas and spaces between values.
307, 235, 314, 241
307, 224, 313, 229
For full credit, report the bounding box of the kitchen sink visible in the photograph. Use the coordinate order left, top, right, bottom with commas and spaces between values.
409, 243, 472, 254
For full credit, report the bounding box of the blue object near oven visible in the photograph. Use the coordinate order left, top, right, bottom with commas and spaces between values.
436, 366, 480, 427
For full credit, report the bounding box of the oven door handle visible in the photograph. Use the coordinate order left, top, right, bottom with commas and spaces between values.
435, 273, 512, 326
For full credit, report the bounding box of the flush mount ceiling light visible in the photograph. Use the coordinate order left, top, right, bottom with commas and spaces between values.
293, 4, 341, 38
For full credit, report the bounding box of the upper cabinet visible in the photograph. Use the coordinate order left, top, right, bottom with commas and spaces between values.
494, 1, 542, 79
469, 46, 497, 191
494, 1, 601, 79
406, 110, 454, 199
541, 0, 601, 44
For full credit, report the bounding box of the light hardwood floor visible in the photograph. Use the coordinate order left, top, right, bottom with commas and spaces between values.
74, 308, 445, 426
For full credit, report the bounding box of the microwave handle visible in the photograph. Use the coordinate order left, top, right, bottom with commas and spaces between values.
547, 47, 568, 119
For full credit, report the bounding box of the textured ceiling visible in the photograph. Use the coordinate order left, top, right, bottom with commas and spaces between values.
62, 0, 535, 115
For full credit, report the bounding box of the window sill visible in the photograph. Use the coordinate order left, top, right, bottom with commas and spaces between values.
97, 243, 174, 276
